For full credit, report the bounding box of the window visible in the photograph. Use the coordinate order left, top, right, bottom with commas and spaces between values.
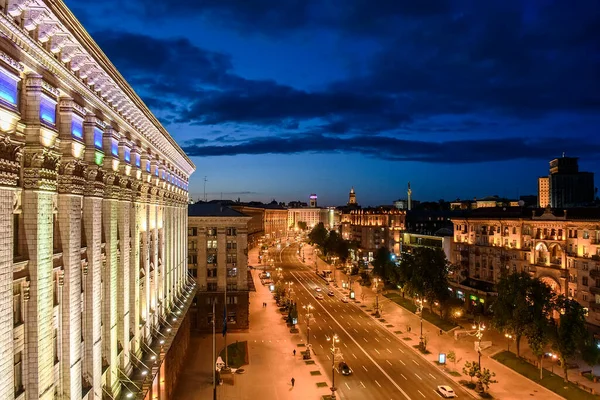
582, 276, 589, 286
207, 240, 217, 249
71, 115, 83, 140
227, 227, 237, 236
227, 253, 237, 265
227, 268, 238, 278
226, 240, 237, 250
207, 268, 217, 278
13, 284, 22, 326
226, 283, 237, 291
188, 227, 197, 236
207, 282, 217, 291
227, 296, 238, 305
227, 312, 237, 323
135, 153, 141, 167
124, 148, 131, 163
111, 139, 118, 156
14, 352, 23, 395
189, 268, 197, 278
40, 93, 56, 125
584, 231, 590, 239
0, 68, 18, 106
512, 227, 517, 234
207, 254, 216, 264
53, 328, 58, 364
207, 227, 217, 236
93, 127, 103, 149
188, 255, 197, 265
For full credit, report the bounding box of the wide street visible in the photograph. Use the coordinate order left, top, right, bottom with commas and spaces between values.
273, 244, 472, 400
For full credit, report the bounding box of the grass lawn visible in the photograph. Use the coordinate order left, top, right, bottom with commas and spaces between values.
492, 351, 598, 400
384, 293, 458, 331
219, 341, 248, 369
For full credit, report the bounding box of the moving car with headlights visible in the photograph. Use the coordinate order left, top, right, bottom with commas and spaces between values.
315, 293, 324, 300
327, 290, 335, 296
338, 362, 352, 376
315, 287, 322, 292
341, 296, 349, 303
437, 385, 456, 398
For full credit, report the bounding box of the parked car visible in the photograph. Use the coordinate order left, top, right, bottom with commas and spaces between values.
338, 362, 352, 376
327, 290, 334, 297
437, 385, 456, 398
341, 296, 349, 303
315, 294, 324, 300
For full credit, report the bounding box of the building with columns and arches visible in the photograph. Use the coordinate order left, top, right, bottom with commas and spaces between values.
0, 2, 196, 400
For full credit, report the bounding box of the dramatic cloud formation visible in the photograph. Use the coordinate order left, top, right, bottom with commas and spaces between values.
66, 0, 600, 203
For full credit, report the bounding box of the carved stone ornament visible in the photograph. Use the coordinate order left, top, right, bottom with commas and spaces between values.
0, 135, 22, 187
82, 165, 105, 197
22, 148, 60, 191
13, 188, 21, 213
58, 160, 87, 195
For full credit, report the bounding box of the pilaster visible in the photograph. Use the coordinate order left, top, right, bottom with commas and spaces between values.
117, 179, 132, 372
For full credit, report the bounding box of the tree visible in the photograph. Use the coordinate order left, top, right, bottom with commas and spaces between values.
493, 272, 536, 356
447, 350, 458, 370
297, 221, 307, 231
550, 295, 588, 382
524, 278, 556, 380
324, 230, 340, 258
372, 247, 397, 283
462, 360, 480, 382
476, 368, 497, 393
308, 223, 327, 249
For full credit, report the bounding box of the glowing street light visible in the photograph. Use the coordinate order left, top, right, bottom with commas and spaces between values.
472, 321, 486, 368
326, 333, 340, 399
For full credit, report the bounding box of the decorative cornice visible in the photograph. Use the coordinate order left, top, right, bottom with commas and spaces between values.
0, 135, 22, 187
0, 50, 24, 72
41, 80, 59, 97
83, 165, 105, 197
57, 159, 86, 195
22, 148, 60, 191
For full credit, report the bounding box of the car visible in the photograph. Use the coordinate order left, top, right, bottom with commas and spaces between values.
437, 385, 456, 398
315, 294, 324, 300
327, 290, 334, 296
341, 296, 349, 303
315, 287, 322, 292
338, 362, 352, 376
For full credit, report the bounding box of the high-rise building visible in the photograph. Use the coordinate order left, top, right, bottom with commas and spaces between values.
309, 193, 318, 207
187, 203, 252, 332
538, 155, 595, 208
0, 2, 196, 400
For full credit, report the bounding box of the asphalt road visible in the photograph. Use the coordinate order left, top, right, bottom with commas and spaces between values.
273, 244, 472, 400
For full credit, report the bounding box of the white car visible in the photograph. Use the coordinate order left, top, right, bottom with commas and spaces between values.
315, 287, 322, 292
341, 296, 349, 303
437, 385, 456, 398
315, 294, 324, 300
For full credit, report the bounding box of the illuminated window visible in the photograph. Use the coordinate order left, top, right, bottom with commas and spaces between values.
146, 161, 151, 172
93, 128, 103, 149
124, 148, 131, 163
0, 68, 18, 106
111, 139, 118, 156
135, 153, 141, 167
155, 167, 159, 176
40, 93, 56, 125
71, 115, 83, 140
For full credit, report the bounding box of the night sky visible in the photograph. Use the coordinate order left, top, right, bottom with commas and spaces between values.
65, 0, 600, 206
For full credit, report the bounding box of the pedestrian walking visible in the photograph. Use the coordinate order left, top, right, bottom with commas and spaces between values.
293, 349, 296, 356
291, 377, 295, 387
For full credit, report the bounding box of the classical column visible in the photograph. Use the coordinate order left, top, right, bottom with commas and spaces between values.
149, 189, 158, 328
140, 194, 151, 341
117, 179, 132, 371
0, 135, 22, 400
82, 166, 104, 394
156, 195, 165, 314
22, 72, 60, 400
129, 187, 143, 356
102, 170, 119, 394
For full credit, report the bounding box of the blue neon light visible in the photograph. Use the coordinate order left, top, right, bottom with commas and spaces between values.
135, 154, 141, 167
0, 71, 17, 106
146, 162, 151, 172
71, 118, 83, 140
94, 128, 103, 149
40, 95, 56, 125
111, 140, 118, 156
124, 148, 131, 163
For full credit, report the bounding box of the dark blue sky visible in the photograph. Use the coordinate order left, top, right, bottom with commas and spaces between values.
66, 0, 600, 206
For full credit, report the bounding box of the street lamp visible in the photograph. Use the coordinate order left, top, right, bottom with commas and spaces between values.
504, 333, 513, 352
374, 278, 382, 318
416, 298, 425, 347
275, 267, 283, 280
326, 333, 340, 400
286, 281, 294, 300
303, 304, 314, 359
472, 321, 486, 368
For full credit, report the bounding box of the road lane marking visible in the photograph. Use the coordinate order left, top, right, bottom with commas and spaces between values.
433, 390, 443, 397
290, 271, 413, 400
360, 381, 366, 388
386, 337, 391, 342
429, 373, 436, 380
374, 338, 379, 342
375, 380, 382, 388
320, 344, 323, 349
375, 349, 380, 354
353, 328, 358, 333
414, 373, 422, 380
363, 337, 368, 342
352, 353, 357, 359
418, 390, 426, 398
387, 349, 392, 353
412, 360, 419, 366
400, 373, 407, 380
363, 365, 368, 372
386, 360, 392, 366
326, 355, 330, 360
399, 360, 406, 365
399, 348, 405, 354
345, 382, 350, 390
329, 325, 333, 330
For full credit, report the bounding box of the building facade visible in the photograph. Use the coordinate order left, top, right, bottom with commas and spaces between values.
0, 2, 196, 400
230, 202, 287, 247
187, 204, 251, 332
287, 207, 328, 230
451, 207, 600, 327
538, 176, 550, 207
401, 232, 453, 262
538, 156, 595, 208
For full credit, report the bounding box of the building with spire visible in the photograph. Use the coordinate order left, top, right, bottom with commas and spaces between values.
347, 187, 357, 206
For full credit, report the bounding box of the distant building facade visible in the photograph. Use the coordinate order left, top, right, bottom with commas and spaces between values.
451, 207, 600, 328
188, 203, 252, 332
348, 187, 357, 206
538, 156, 595, 208
342, 207, 405, 258
231, 202, 288, 246
288, 207, 328, 230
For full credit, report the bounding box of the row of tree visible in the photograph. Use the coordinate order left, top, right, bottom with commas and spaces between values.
493, 272, 597, 381
308, 222, 353, 262
373, 246, 456, 317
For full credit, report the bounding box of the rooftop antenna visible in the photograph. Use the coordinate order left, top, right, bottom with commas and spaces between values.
203, 176, 208, 202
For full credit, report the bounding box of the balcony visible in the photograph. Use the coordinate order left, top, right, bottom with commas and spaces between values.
590, 269, 600, 279
550, 258, 562, 266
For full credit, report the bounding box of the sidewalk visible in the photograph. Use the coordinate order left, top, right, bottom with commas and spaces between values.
302, 245, 571, 399
173, 247, 331, 400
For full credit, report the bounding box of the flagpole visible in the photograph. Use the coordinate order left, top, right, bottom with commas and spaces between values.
213, 300, 216, 400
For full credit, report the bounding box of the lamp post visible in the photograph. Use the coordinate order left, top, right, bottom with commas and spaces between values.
472, 320, 486, 368
326, 333, 340, 400
303, 304, 314, 359
275, 267, 283, 281
416, 298, 424, 348
504, 333, 513, 352
374, 278, 382, 318
286, 281, 294, 300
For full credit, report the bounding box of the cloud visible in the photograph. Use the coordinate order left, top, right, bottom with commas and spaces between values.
182, 134, 600, 164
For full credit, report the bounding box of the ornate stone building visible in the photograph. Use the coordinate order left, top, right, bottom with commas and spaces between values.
451, 207, 600, 328
187, 203, 251, 332
0, 2, 196, 400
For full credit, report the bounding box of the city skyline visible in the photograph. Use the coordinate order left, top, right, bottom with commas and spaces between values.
65, 0, 600, 205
